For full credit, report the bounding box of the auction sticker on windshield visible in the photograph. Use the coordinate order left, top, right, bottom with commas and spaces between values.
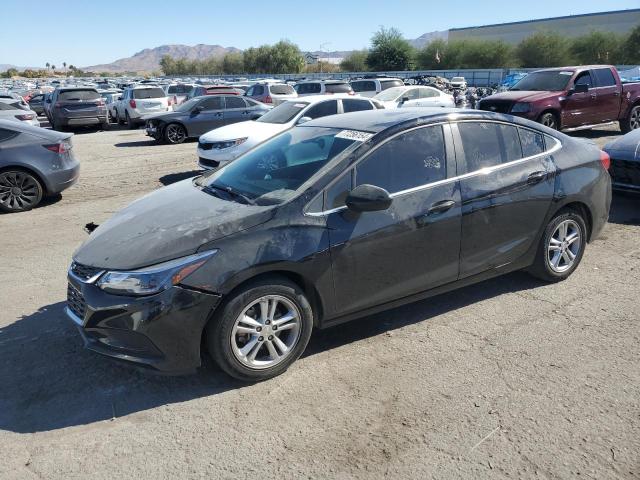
335, 130, 373, 142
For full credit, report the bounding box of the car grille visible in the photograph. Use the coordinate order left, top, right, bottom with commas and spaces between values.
478, 100, 514, 114
609, 158, 640, 186
70, 262, 103, 281
67, 283, 87, 320
199, 158, 220, 169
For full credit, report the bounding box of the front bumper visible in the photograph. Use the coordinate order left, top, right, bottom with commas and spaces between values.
196, 147, 236, 170
66, 273, 221, 374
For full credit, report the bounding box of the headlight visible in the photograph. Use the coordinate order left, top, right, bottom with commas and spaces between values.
511, 102, 531, 113
213, 137, 248, 150
96, 250, 217, 296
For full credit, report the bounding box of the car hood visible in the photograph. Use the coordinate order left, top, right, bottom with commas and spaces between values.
603, 128, 640, 161
484, 90, 562, 102
141, 111, 185, 122
199, 120, 286, 142
73, 179, 275, 270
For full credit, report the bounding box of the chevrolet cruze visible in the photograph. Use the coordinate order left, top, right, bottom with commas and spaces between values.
66, 109, 611, 381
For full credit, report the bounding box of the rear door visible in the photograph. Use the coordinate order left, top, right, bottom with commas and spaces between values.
453, 121, 556, 277
340, 98, 375, 113
188, 96, 225, 136
326, 124, 461, 315
303, 99, 338, 120
223, 96, 251, 125
593, 67, 622, 122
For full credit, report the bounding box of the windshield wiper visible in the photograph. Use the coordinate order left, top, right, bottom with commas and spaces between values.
205, 183, 256, 205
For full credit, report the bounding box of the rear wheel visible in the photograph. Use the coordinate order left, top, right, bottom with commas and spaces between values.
206, 277, 314, 382
528, 210, 587, 282
620, 105, 640, 134
538, 112, 558, 130
126, 112, 135, 129
116, 110, 124, 125
163, 123, 187, 144
0, 170, 44, 213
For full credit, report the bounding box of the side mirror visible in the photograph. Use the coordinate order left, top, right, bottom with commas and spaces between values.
400, 97, 410, 103
297, 116, 312, 125
571, 83, 589, 94
192, 105, 205, 114
345, 184, 392, 212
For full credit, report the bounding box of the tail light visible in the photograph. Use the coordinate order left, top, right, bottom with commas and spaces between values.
96, 99, 105, 106
599, 150, 611, 170
129, 99, 137, 108
15, 114, 35, 121
264, 95, 272, 103
348, 91, 355, 95
43, 140, 72, 154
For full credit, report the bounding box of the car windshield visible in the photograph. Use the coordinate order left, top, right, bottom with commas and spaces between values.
374, 87, 405, 101
133, 88, 165, 99
256, 101, 309, 124
174, 98, 201, 112
510, 71, 573, 91
199, 127, 358, 205
58, 89, 100, 101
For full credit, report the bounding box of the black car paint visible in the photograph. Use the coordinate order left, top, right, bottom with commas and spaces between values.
69, 109, 611, 373
603, 128, 640, 192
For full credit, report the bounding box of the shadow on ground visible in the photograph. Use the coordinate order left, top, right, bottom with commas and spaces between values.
608, 192, 640, 225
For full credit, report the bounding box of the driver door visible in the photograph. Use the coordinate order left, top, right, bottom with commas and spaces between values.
188, 96, 225, 136
562, 71, 596, 128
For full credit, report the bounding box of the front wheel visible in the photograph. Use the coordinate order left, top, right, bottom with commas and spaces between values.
207, 277, 314, 381
528, 210, 587, 282
620, 105, 639, 134
163, 123, 187, 144
0, 170, 44, 213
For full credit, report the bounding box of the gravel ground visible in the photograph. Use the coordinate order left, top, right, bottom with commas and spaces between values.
1, 122, 638, 480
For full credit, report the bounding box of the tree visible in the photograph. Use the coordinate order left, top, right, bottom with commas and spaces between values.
340, 50, 368, 72
366, 27, 414, 71
415, 39, 448, 69
222, 52, 244, 74
63, 62, 67, 72
51, 64, 56, 71
516, 31, 572, 67
570, 31, 622, 64
620, 24, 640, 64
268, 40, 304, 73
45, 62, 50, 71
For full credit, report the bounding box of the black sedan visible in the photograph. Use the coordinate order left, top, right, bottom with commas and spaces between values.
66, 109, 611, 381
144, 95, 271, 144
603, 128, 640, 193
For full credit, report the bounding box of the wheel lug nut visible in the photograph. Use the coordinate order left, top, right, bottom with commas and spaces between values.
265, 320, 271, 325
256, 327, 262, 332
268, 335, 273, 340
273, 325, 278, 330
258, 336, 264, 341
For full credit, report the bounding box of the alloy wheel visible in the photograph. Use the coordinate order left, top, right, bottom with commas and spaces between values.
547, 219, 582, 273
630, 106, 639, 130
541, 114, 557, 129
166, 124, 186, 143
231, 295, 302, 369
0, 171, 41, 211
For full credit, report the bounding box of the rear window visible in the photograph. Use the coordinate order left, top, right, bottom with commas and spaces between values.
58, 89, 100, 101
0, 102, 16, 111
351, 81, 376, 92
133, 88, 165, 99
270, 84, 295, 95
325, 83, 352, 94
379, 79, 404, 90
594, 68, 617, 87
167, 84, 192, 94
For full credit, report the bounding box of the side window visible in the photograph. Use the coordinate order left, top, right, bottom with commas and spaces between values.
200, 96, 224, 110
594, 68, 616, 87
225, 96, 246, 109
419, 88, 439, 98
305, 100, 338, 119
342, 99, 374, 113
254, 85, 265, 95
457, 122, 522, 173
325, 171, 353, 209
574, 71, 593, 88
356, 126, 447, 193
246, 86, 254, 96
350, 81, 365, 93
0, 128, 19, 143
310, 83, 321, 94
404, 89, 420, 100
519, 128, 546, 157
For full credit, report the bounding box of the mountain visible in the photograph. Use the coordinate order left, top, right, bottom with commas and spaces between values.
0, 64, 41, 73
409, 31, 449, 49
82, 44, 241, 73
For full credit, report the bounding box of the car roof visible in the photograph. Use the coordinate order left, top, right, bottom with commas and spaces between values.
296, 79, 349, 84
286, 95, 369, 105
0, 119, 70, 140
301, 108, 540, 134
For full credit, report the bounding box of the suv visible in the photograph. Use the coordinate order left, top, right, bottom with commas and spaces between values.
163, 83, 194, 109
245, 82, 297, 106
115, 86, 169, 129
293, 80, 354, 97
186, 85, 244, 100
350, 77, 404, 98
46, 87, 108, 131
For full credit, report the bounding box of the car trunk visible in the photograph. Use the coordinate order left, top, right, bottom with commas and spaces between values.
56, 90, 103, 118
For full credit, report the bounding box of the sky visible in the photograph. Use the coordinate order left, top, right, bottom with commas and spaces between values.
1, 0, 638, 68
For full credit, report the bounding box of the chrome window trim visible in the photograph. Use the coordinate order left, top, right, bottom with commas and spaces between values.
305, 120, 562, 217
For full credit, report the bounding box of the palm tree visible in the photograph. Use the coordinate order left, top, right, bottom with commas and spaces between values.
63, 62, 67, 73
45, 62, 50, 71
51, 65, 56, 73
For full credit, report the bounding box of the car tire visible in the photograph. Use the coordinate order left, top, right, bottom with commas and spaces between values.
0, 169, 44, 213
620, 104, 640, 134
528, 209, 587, 282
126, 112, 135, 129
163, 123, 187, 144
206, 276, 314, 382
538, 112, 559, 130
116, 110, 124, 126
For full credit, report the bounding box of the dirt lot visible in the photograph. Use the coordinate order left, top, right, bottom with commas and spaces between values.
1, 123, 638, 479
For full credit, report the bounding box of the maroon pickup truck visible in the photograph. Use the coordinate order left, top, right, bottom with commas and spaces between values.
479, 65, 640, 133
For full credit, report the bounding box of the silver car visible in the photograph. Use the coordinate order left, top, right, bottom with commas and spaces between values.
0, 99, 40, 127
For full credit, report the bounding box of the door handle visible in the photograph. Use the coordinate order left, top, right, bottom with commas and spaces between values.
590, 93, 597, 99
527, 171, 547, 184
427, 199, 456, 215
613, 92, 620, 97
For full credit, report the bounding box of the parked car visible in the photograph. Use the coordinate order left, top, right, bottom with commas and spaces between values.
0, 119, 79, 213
245, 82, 297, 106
293, 80, 354, 97
186, 85, 244, 100
163, 83, 194, 108
65, 108, 611, 380
114, 86, 169, 128
478, 65, 640, 132
27, 93, 46, 115
350, 77, 404, 97
99, 91, 121, 123
144, 95, 271, 144
603, 128, 640, 193
373, 86, 455, 109
197, 95, 380, 170
0, 99, 40, 127
450, 77, 468, 89
46, 87, 108, 131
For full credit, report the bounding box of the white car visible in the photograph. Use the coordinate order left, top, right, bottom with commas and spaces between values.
293, 80, 354, 97
197, 95, 379, 170
0, 98, 39, 127
114, 86, 169, 128
350, 77, 404, 98
373, 86, 454, 109
450, 77, 467, 89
